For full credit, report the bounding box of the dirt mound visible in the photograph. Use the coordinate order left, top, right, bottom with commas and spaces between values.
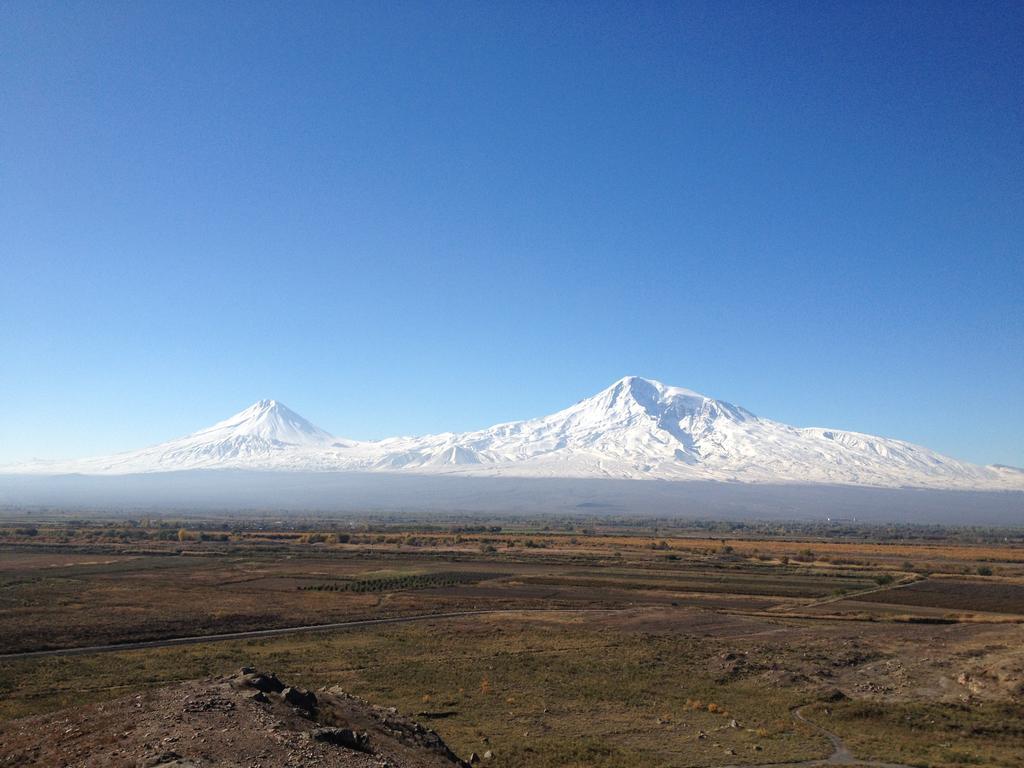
0, 668, 470, 767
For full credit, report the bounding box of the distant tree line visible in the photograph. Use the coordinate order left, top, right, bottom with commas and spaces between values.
299, 571, 505, 593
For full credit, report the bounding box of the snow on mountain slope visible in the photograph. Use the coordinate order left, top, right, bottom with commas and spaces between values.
7, 378, 1022, 491
44, 400, 345, 474
347, 377, 1017, 489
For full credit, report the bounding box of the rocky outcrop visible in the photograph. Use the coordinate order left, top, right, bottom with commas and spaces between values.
0, 667, 471, 767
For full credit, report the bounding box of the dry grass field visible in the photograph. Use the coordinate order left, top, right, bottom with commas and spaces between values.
0, 517, 1022, 767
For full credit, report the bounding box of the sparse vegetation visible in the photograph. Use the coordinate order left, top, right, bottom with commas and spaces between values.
0, 514, 1022, 767
299, 571, 503, 593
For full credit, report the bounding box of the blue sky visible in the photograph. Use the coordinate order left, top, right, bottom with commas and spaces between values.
1, 0, 1021, 467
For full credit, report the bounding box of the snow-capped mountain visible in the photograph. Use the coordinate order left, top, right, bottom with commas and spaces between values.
34, 399, 341, 474
8, 377, 1023, 491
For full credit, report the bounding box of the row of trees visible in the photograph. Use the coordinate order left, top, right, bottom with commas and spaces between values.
300, 571, 502, 593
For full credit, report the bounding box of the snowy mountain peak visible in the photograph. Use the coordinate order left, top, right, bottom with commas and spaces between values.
6, 378, 1022, 492
611, 375, 705, 401
198, 400, 334, 447
585, 376, 754, 427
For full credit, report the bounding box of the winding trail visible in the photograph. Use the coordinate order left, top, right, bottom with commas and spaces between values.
725, 706, 917, 768
3, 608, 928, 767
0, 608, 622, 661
799, 575, 921, 610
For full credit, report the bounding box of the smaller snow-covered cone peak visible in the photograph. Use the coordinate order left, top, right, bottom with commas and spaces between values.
200, 400, 334, 447
46, 400, 344, 474
249, 398, 282, 412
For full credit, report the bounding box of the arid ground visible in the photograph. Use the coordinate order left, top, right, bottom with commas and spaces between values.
0, 516, 1021, 767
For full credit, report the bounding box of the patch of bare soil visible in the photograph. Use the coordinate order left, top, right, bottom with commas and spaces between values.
0, 668, 471, 768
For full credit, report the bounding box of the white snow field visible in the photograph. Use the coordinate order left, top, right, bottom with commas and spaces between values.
7, 377, 1023, 492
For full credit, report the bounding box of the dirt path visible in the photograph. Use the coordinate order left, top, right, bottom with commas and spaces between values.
0, 608, 622, 661
726, 706, 918, 768
799, 575, 921, 610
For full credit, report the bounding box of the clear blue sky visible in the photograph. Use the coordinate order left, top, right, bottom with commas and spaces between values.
1, 0, 1021, 467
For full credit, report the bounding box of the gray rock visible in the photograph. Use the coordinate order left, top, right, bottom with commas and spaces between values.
143, 752, 182, 767
312, 727, 371, 753
281, 686, 317, 711
240, 672, 285, 694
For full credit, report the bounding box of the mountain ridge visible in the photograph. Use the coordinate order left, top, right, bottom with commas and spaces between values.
6, 376, 1022, 491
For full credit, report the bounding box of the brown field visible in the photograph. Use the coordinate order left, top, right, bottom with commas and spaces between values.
855, 577, 1024, 614
0, 517, 1022, 767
